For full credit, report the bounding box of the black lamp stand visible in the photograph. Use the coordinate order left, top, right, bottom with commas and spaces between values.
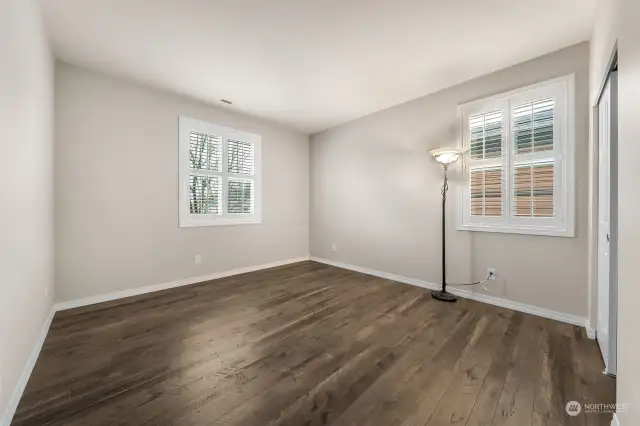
431, 165, 458, 302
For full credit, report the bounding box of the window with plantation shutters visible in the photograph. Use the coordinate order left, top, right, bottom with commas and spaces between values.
179, 117, 262, 227
459, 75, 575, 237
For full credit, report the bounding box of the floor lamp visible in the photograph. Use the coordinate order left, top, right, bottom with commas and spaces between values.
429, 148, 464, 303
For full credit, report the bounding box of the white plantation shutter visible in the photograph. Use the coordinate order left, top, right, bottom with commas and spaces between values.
512, 99, 555, 217
470, 111, 503, 160
190, 132, 222, 172
460, 75, 574, 237
468, 111, 504, 217
190, 175, 222, 214
226, 139, 256, 215
228, 178, 254, 214
469, 167, 503, 216
188, 131, 223, 215
179, 117, 262, 226
228, 140, 255, 175
513, 162, 554, 217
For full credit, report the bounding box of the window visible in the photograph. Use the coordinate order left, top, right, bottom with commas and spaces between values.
179, 116, 261, 227
459, 75, 575, 237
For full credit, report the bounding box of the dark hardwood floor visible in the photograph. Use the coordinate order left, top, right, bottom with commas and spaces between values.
13, 261, 615, 426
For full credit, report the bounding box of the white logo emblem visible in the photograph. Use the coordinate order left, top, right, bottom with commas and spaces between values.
566, 401, 582, 416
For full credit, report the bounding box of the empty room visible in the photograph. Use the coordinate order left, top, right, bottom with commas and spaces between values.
2, 0, 639, 425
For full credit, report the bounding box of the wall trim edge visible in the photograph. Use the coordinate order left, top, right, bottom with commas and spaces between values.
310, 256, 590, 330
3, 255, 593, 425
55, 256, 311, 311
1, 306, 56, 426
1, 256, 310, 425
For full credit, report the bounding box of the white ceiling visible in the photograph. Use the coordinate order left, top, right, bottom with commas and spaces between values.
42, 0, 594, 134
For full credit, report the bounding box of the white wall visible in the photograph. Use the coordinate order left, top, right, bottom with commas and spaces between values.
55, 62, 309, 303
591, 0, 640, 424
617, 1, 640, 421
311, 43, 590, 319
0, 0, 55, 423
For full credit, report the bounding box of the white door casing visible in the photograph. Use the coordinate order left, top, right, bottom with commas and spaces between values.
597, 71, 618, 375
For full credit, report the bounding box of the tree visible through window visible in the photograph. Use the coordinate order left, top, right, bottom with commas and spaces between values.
189, 131, 222, 214
179, 117, 262, 226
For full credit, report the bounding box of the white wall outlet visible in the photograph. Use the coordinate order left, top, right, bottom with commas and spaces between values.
195, 254, 202, 264
332, 243, 338, 253
487, 268, 497, 280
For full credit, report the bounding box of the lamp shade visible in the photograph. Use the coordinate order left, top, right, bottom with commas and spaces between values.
429, 148, 464, 165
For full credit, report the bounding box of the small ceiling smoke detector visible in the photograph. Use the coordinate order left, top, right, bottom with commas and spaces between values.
220, 99, 233, 105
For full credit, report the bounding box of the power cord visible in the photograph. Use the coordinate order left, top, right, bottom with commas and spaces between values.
446, 271, 495, 287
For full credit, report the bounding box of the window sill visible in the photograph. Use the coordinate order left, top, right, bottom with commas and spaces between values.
458, 223, 574, 237
180, 218, 262, 227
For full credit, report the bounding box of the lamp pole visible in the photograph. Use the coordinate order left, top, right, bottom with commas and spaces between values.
432, 164, 457, 302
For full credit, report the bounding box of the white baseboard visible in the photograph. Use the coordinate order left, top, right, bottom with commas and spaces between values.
1, 306, 56, 426
612, 413, 620, 426
586, 326, 597, 339
2, 255, 592, 425
55, 256, 310, 311
310, 256, 590, 330
1, 256, 311, 425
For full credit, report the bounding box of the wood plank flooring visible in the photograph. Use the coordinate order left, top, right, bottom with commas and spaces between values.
12, 261, 615, 426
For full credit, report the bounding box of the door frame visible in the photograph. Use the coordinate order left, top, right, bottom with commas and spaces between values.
588, 44, 619, 375
597, 71, 618, 375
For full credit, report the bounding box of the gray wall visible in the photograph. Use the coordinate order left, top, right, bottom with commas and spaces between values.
55, 62, 310, 302
0, 0, 54, 421
311, 43, 589, 318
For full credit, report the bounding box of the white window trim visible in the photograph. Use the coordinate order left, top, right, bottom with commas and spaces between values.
456, 74, 575, 237
179, 116, 262, 227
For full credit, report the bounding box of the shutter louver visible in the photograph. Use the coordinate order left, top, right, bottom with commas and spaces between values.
189, 132, 222, 171
228, 178, 254, 214
470, 167, 503, 217
228, 140, 255, 175
469, 110, 504, 217
514, 98, 554, 153
512, 98, 555, 218
189, 131, 223, 215
514, 162, 554, 217
227, 139, 255, 214
189, 175, 222, 214
470, 111, 503, 159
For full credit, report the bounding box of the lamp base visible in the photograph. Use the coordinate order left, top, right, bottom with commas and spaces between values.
431, 289, 458, 303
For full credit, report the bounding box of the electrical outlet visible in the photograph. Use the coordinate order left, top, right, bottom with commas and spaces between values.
332, 243, 338, 253
487, 268, 497, 280
195, 254, 202, 264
